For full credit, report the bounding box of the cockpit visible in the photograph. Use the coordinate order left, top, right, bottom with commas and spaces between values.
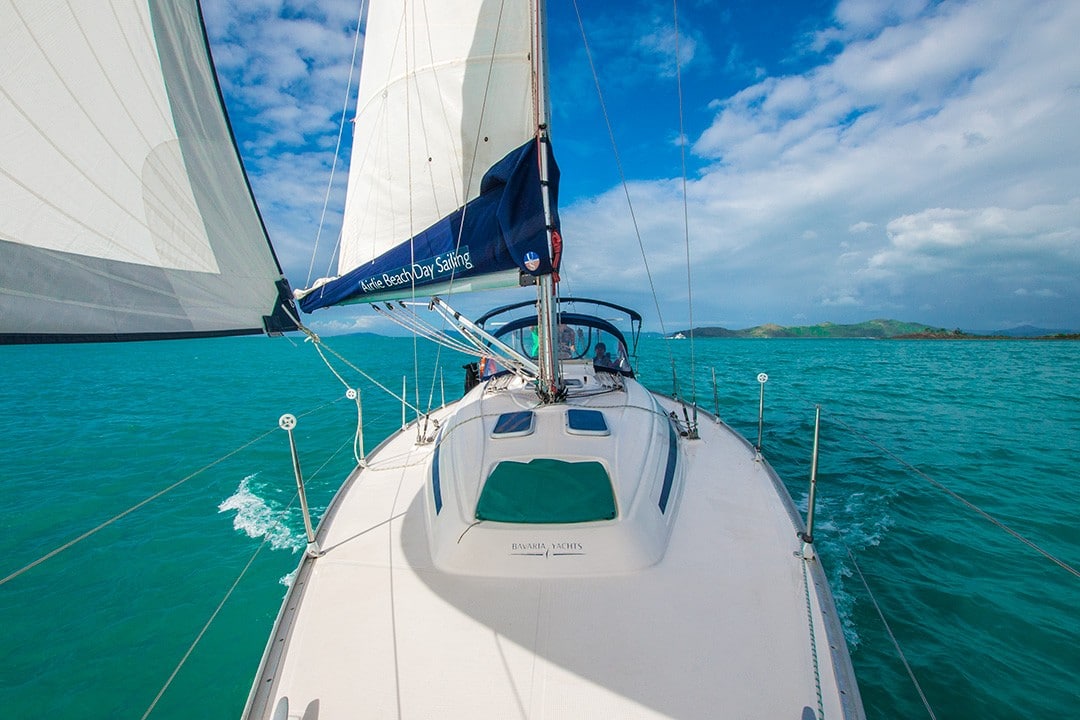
489, 313, 633, 376
471, 298, 641, 382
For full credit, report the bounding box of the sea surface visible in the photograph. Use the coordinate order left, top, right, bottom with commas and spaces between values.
1, 334, 1077, 718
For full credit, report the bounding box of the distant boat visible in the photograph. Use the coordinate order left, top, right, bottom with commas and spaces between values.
1, 1, 863, 718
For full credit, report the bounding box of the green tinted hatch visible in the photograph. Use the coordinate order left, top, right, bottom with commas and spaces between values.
476, 459, 616, 523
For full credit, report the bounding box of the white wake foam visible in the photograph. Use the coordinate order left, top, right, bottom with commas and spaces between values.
218, 474, 304, 553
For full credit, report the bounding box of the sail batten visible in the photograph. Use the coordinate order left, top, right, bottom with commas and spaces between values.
0, 0, 298, 343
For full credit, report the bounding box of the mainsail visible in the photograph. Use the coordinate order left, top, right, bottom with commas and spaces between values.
298, 0, 560, 312
0, 0, 297, 343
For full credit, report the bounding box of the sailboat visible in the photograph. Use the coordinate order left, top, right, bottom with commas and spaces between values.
1, 1, 864, 718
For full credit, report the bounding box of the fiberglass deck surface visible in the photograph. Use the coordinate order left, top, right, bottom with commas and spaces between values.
253, 396, 853, 720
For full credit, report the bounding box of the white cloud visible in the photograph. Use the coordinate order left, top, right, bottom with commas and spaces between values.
865, 203, 1080, 278
564, 0, 1080, 329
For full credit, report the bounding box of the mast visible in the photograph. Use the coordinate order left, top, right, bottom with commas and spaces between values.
534, 0, 562, 401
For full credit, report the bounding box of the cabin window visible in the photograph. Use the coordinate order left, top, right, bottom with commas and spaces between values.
476, 459, 617, 523
566, 409, 609, 436
492, 410, 535, 437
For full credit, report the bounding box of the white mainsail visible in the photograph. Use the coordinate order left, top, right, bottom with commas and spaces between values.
0, 0, 295, 342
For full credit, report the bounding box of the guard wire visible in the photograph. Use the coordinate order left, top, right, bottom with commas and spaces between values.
142, 432, 356, 718
827, 412, 1080, 580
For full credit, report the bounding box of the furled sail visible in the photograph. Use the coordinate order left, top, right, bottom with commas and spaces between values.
299, 0, 560, 312
0, 0, 298, 343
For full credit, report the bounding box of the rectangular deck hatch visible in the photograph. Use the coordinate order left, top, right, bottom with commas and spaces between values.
476, 459, 616, 523
566, 409, 609, 435
492, 410, 535, 437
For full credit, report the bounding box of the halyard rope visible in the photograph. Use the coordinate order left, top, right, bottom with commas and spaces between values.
283, 307, 426, 417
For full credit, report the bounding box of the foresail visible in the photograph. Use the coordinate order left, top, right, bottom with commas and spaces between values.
303, 0, 558, 311
0, 0, 297, 343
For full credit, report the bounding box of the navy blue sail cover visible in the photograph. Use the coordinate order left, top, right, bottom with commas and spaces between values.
300, 139, 560, 312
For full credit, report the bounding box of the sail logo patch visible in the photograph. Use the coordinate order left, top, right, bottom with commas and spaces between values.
523, 251, 541, 272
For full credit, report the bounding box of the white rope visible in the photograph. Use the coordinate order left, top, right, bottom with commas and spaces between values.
276, 297, 428, 417
353, 389, 366, 465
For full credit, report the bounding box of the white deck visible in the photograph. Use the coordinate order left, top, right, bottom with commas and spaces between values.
244, 374, 862, 719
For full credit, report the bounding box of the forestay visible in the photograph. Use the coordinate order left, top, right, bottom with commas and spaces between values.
0, 0, 296, 343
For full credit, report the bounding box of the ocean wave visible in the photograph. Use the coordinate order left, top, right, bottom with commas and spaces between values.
218, 474, 304, 553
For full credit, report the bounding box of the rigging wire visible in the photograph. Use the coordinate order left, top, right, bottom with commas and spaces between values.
827, 413, 1080, 580
307, 0, 368, 288
570, 0, 676, 376
672, 0, 697, 402
760, 392, 1066, 714
846, 548, 938, 720
0, 396, 344, 588
421, 0, 511, 413
141, 538, 270, 719
141, 433, 356, 718
772, 390, 1080, 582
0, 394, 344, 587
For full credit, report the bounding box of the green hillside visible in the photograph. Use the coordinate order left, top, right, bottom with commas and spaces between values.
677, 319, 961, 339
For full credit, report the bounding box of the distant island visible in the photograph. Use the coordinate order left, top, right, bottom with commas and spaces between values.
668, 319, 1080, 340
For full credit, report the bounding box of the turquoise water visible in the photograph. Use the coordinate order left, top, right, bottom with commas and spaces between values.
1, 335, 1077, 718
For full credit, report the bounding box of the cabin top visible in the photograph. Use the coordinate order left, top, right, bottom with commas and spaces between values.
425, 370, 683, 576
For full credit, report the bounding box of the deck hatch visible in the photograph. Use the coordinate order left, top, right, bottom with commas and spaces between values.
566, 408, 609, 435
476, 459, 616, 523
492, 410, 535, 437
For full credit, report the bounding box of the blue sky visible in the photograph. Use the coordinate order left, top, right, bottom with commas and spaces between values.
202, 0, 1080, 334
